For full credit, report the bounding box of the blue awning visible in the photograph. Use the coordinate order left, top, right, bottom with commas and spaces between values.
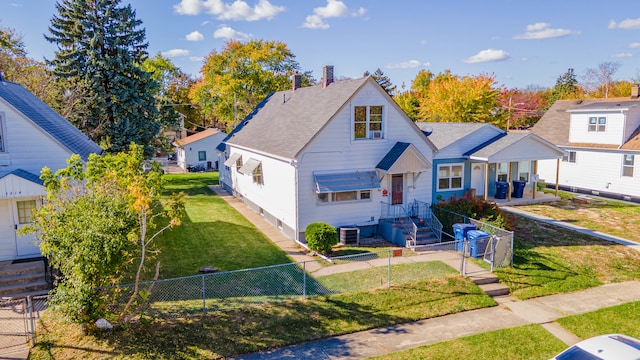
314, 171, 380, 193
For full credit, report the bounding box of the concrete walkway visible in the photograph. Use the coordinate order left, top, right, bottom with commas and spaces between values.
209, 185, 640, 359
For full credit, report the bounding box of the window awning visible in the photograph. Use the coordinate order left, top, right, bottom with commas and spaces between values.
224, 153, 241, 167
239, 158, 261, 175
314, 171, 380, 193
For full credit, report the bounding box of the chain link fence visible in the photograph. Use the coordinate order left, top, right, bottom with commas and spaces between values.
0, 295, 48, 357
102, 248, 452, 319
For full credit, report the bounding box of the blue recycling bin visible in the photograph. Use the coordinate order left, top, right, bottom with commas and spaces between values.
512, 180, 526, 198
453, 223, 476, 252
495, 181, 508, 199
467, 230, 490, 258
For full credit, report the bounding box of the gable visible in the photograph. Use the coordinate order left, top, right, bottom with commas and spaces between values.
0, 169, 45, 199
376, 142, 431, 173
470, 133, 565, 162
0, 79, 102, 160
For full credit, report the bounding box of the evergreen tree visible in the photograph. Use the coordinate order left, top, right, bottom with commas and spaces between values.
369, 68, 394, 96
46, 0, 160, 156
547, 68, 580, 106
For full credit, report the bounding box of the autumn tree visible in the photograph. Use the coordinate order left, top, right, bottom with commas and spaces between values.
583, 62, 621, 99
26, 144, 184, 326
499, 87, 545, 130
190, 39, 311, 127
417, 71, 506, 125
46, 0, 161, 156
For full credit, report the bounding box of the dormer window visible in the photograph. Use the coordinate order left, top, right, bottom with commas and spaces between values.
354, 105, 383, 140
588, 117, 606, 132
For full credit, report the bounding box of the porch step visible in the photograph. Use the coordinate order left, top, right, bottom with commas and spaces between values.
477, 282, 510, 297
0, 259, 51, 299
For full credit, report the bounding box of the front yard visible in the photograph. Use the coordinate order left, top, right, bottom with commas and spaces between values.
28, 174, 640, 359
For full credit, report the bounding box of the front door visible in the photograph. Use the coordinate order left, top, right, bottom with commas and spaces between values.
391, 174, 403, 205
13, 199, 40, 258
0, 200, 16, 261
471, 164, 485, 196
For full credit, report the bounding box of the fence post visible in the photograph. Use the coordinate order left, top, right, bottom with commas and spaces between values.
387, 250, 391, 289
460, 241, 467, 275
27, 296, 35, 346
303, 262, 307, 299
201, 275, 206, 315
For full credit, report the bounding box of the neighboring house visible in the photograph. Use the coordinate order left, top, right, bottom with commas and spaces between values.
418, 122, 566, 202
217, 66, 436, 246
532, 93, 640, 203
0, 75, 102, 261
173, 128, 225, 171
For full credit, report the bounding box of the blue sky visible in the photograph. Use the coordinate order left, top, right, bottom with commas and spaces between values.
2, 0, 640, 90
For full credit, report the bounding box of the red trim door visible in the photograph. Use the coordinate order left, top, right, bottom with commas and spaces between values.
391, 174, 403, 205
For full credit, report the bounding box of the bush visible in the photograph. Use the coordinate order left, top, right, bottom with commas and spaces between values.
306, 222, 338, 255
433, 194, 514, 239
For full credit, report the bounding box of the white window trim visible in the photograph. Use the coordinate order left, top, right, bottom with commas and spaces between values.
352, 105, 385, 141
437, 163, 464, 191
496, 162, 509, 182
317, 190, 372, 205
562, 151, 577, 163
588, 116, 607, 133
622, 154, 635, 178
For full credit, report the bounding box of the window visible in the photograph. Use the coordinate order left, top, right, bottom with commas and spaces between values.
562, 151, 576, 163
198, 151, 206, 161
588, 117, 606, 132
317, 190, 371, 204
253, 163, 263, 184
17, 200, 36, 224
517, 161, 530, 182
437, 164, 463, 191
354, 105, 383, 140
623, 154, 635, 177
496, 163, 509, 182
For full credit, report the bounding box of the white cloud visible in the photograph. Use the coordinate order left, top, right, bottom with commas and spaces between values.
386, 60, 430, 69
463, 49, 510, 64
513, 22, 580, 40
629, 42, 640, 49
173, 0, 284, 21
190, 56, 204, 62
186, 31, 204, 41
213, 25, 251, 40
611, 53, 632, 58
162, 49, 190, 57
302, 0, 365, 29
609, 18, 640, 30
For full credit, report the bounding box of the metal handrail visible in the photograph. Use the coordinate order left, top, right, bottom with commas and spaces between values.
412, 200, 443, 242
380, 201, 416, 247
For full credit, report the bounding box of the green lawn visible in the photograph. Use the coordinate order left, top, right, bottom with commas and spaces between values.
495, 215, 640, 299
367, 301, 640, 360
149, 173, 292, 279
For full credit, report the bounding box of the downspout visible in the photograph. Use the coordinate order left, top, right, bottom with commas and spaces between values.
555, 158, 560, 197
484, 163, 489, 201
533, 160, 538, 199
507, 162, 513, 201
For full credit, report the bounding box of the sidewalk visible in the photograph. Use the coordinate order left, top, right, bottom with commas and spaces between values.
234, 281, 640, 360
210, 185, 640, 359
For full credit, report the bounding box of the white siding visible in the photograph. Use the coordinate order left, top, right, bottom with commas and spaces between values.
226, 146, 297, 232
297, 82, 433, 232
0, 174, 45, 199
569, 112, 626, 145
538, 150, 640, 198
623, 107, 640, 141
176, 132, 225, 171
0, 107, 74, 177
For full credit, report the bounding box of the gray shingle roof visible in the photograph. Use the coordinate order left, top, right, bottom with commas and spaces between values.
0, 79, 102, 160
416, 122, 491, 150
531, 98, 637, 146
0, 168, 44, 185
376, 142, 410, 170
223, 77, 370, 159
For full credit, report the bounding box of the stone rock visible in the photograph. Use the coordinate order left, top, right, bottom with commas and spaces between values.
199, 266, 219, 273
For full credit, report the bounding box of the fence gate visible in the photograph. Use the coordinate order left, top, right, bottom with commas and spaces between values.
0, 296, 47, 356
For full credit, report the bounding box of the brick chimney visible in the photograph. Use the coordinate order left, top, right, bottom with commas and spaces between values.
632, 83, 639, 99
322, 65, 334, 88
292, 72, 302, 91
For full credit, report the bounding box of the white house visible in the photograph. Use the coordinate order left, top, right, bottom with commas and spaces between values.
173, 128, 225, 171
532, 94, 640, 203
217, 66, 436, 245
0, 74, 102, 261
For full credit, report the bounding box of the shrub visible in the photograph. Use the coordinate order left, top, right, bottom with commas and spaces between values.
306, 222, 338, 255
433, 194, 514, 238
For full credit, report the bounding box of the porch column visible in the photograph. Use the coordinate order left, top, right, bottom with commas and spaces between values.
555, 158, 560, 197
507, 162, 512, 201
533, 160, 538, 199
483, 163, 489, 201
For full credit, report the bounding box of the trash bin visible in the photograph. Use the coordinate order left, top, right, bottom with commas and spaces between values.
512, 180, 526, 198
495, 181, 509, 199
467, 230, 490, 258
453, 223, 476, 252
